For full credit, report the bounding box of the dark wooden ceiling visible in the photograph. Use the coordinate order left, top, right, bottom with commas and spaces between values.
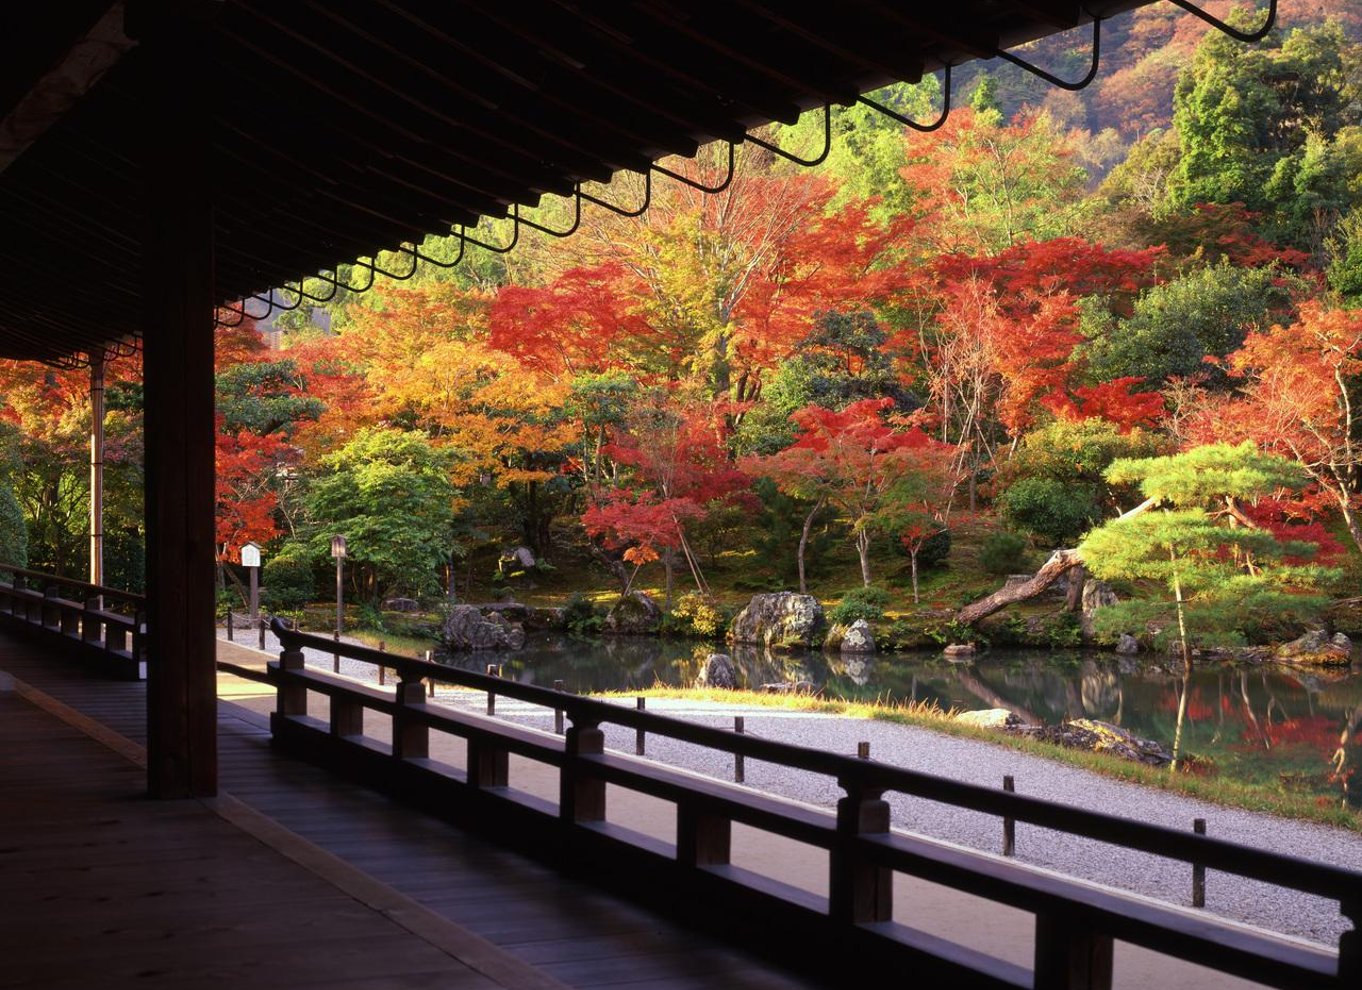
0, 0, 1160, 363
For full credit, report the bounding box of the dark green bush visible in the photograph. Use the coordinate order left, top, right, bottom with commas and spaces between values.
563, 592, 603, 636
998, 476, 1099, 546
979, 532, 1029, 576
261, 550, 318, 612
828, 586, 890, 625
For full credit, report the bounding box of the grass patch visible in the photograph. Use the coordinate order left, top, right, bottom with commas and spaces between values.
597, 686, 1362, 832
349, 628, 438, 657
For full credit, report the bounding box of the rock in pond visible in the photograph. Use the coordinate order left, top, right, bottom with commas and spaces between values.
442, 605, 526, 651
837, 619, 876, 654
1115, 633, 1140, 655
954, 708, 1024, 729
1275, 629, 1352, 666
943, 642, 976, 659
728, 593, 825, 651
605, 591, 662, 635
696, 653, 738, 690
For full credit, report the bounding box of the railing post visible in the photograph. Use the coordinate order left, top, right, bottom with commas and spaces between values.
105, 617, 128, 655
60, 601, 80, 637
1192, 819, 1206, 908
1003, 775, 1017, 857
82, 597, 102, 644
134, 609, 147, 662
42, 586, 59, 628
635, 697, 646, 755
1034, 911, 1113, 990
258, 616, 266, 651
1338, 897, 1359, 986
226, 610, 234, 641
560, 716, 605, 823
553, 680, 565, 734
829, 776, 892, 925
393, 677, 428, 760
486, 663, 498, 714
274, 646, 307, 719
734, 716, 745, 783
426, 650, 435, 697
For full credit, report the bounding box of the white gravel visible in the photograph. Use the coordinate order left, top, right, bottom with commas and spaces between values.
224, 628, 1362, 946
460, 693, 1362, 947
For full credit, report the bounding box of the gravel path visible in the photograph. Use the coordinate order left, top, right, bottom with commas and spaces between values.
223, 628, 1362, 946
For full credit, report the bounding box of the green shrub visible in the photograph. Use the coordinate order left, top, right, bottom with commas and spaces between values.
261, 549, 318, 611
665, 592, 732, 639
1045, 611, 1083, 648
998, 477, 1100, 546
563, 592, 603, 636
980, 532, 1029, 575
0, 484, 26, 568
828, 586, 890, 625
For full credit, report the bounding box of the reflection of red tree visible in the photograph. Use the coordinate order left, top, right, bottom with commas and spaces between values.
1159, 687, 1213, 720
1243, 714, 1341, 750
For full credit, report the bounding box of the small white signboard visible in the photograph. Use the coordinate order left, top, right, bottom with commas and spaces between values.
240, 542, 262, 569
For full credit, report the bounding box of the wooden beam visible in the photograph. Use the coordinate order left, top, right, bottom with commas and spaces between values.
137, 0, 217, 798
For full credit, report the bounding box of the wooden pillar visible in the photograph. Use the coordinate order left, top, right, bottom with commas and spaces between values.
88, 352, 105, 594
136, 1, 218, 798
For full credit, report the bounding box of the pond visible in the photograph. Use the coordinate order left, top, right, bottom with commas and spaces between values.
438, 636, 1362, 811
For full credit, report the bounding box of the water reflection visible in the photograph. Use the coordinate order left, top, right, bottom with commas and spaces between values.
437, 637, 1362, 810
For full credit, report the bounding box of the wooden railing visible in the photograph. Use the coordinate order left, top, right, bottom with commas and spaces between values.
234, 619, 1361, 990
0, 564, 145, 679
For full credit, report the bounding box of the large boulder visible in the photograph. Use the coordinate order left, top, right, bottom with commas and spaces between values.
728, 593, 825, 651
826, 618, 876, 654
1115, 633, 1140, 655
839, 619, 876, 654
605, 591, 662, 635
442, 605, 526, 651
954, 708, 1024, 729
696, 653, 738, 689
1080, 578, 1120, 638
1275, 629, 1352, 666
1032, 719, 1171, 766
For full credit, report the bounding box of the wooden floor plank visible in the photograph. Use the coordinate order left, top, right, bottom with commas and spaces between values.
0, 634, 829, 990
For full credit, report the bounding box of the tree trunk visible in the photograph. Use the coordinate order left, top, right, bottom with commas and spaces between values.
956, 548, 1083, 626
1065, 563, 1085, 613
797, 495, 825, 596
910, 552, 920, 604
663, 546, 674, 610
955, 498, 1158, 627
856, 528, 872, 587
1170, 561, 1193, 773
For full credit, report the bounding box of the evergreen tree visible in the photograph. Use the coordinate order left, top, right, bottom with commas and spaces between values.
1079, 443, 1333, 768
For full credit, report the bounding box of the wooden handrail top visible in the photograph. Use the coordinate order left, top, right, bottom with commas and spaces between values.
0, 564, 144, 607
270, 621, 1362, 904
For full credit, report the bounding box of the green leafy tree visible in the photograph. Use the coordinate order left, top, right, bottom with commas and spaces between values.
996, 419, 1167, 545
301, 428, 458, 603
1168, 19, 1360, 250
1079, 443, 1332, 768
1084, 262, 1300, 385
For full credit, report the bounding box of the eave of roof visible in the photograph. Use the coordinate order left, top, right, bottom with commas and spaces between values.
0, 0, 1158, 363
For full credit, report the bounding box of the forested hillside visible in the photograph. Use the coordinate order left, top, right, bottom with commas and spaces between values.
3, 1, 1361, 654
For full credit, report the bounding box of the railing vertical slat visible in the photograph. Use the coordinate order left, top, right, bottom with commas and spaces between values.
1034, 911, 1113, 990
829, 779, 892, 925
393, 678, 428, 760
